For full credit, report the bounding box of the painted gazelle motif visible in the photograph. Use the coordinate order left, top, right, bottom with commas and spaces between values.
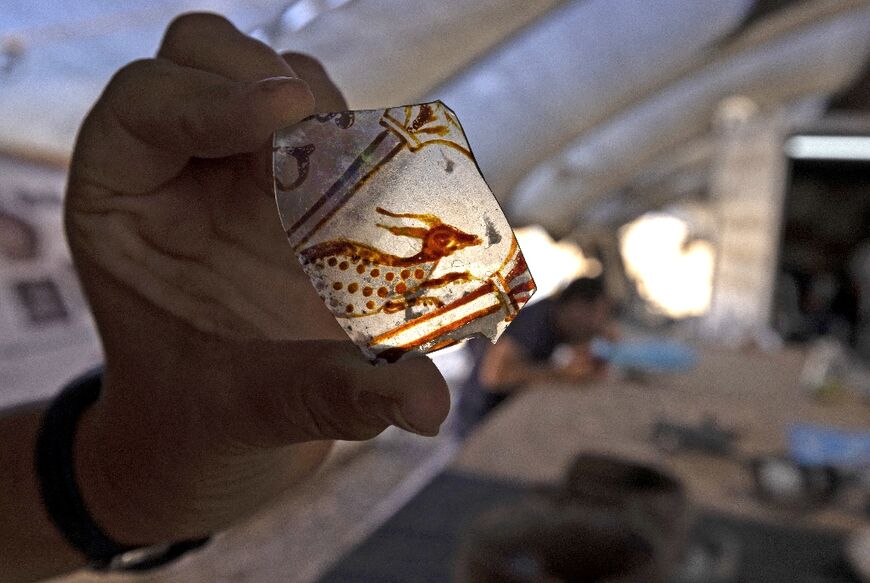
275, 101, 536, 361
299, 207, 482, 317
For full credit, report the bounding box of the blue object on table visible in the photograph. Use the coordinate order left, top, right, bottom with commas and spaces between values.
590, 338, 698, 372
788, 423, 870, 468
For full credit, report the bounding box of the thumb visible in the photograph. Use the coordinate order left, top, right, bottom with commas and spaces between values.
70, 58, 314, 195
227, 340, 451, 445
354, 356, 452, 438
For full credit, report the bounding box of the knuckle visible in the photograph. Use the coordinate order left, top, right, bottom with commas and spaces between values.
282, 52, 328, 76
349, 423, 386, 441
162, 12, 233, 53
165, 12, 230, 40
101, 59, 171, 109
176, 106, 210, 143
108, 58, 161, 90
299, 382, 348, 440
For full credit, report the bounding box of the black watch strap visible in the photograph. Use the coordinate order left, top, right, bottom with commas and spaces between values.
35, 368, 209, 571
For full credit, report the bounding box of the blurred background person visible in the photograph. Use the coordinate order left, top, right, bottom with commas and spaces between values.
454, 277, 618, 439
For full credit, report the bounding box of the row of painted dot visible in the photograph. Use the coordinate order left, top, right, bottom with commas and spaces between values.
331, 282, 419, 296
334, 297, 435, 315
313, 256, 433, 316
317, 257, 426, 279
327, 297, 378, 313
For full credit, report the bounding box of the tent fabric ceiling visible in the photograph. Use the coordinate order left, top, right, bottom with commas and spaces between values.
0, 0, 564, 157
426, 0, 757, 205
269, 0, 564, 108
510, 1, 870, 233
582, 136, 717, 228
0, 1, 288, 154
2, 0, 869, 235
584, 95, 829, 229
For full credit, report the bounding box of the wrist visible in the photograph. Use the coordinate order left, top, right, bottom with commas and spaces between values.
74, 391, 334, 545
74, 395, 223, 546
36, 369, 212, 572
73, 403, 168, 546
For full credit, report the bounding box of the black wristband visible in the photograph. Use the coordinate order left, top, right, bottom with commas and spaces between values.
35, 368, 209, 571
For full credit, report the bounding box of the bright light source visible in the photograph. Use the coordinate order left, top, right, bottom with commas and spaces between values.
281, 1, 320, 31
620, 213, 714, 318
514, 225, 601, 304
280, 0, 356, 32
429, 226, 596, 380
784, 135, 870, 161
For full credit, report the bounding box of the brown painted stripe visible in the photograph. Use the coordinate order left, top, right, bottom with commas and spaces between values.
286, 129, 391, 237
427, 338, 460, 353
495, 272, 509, 290
293, 139, 405, 251
393, 304, 502, 350
371, 281, 495, 344
505, 254, 530, 284
509, 279, 536, 295
493, 271, 519, 311
494, 237, 518, 275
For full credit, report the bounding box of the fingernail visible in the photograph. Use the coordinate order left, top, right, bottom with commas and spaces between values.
253, 76, 315, 120
389, 401, 439, 437
357, 392, 439, 437
255, 76, 303, 92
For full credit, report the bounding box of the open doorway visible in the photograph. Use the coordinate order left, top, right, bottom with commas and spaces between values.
774, 135, 870, 361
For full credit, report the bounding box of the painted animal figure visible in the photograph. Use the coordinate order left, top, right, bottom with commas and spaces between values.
299, 208, 482, 317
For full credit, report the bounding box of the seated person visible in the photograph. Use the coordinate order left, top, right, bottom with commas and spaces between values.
454, 276, 616, 438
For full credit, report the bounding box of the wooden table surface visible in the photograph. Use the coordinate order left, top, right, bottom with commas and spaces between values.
453, 346, 870, 531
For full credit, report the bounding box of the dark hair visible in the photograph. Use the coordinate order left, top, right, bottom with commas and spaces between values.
558, 277, 606, 304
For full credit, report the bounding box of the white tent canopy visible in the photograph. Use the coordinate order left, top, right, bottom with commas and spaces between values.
510, 2, 870, 233
2, 0, 869, 233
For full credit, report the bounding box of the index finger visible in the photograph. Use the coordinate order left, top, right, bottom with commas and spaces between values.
158, 13, 296, 82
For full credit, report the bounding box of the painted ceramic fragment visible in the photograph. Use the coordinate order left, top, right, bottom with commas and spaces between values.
274, 101, 535, 362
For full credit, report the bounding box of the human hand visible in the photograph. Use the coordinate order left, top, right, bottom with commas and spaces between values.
556, 345, 606, 384
65, 13, 449, 546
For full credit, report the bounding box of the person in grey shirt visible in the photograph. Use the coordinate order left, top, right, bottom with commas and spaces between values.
455, 277, 616, 438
